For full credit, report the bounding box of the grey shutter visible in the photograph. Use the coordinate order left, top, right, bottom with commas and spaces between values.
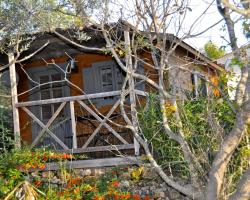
114, 64, 124, 90
135, 63, 145, 91
83, 67, 97, 94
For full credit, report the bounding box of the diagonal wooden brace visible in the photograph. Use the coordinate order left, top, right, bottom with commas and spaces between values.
77, 100, 128, 145
22, 107, 69, 150
30, 102, 67, 148
82, 99, 121, 148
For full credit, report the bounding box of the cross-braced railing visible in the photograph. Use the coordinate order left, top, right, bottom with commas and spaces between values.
16, 90, 146, 155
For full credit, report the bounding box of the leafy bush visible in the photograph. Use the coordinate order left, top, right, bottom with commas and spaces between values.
0, 102, 13, 152
0, 148, 74, 198
0, 148, 149, 199
0, 84, 13, 152
138, 93, 236, 179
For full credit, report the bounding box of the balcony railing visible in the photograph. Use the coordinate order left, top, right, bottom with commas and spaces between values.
16, 90, 147, 154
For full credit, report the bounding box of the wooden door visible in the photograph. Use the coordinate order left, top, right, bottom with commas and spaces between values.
28, 65, 72, 150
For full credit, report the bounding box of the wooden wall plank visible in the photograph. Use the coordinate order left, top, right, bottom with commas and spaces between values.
60, 144, 135, 154
44, 156, 142, 170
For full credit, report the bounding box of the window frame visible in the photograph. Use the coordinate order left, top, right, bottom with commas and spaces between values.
28, 64, 70, 121
191, 71, 208, 98
38, 72, 64, 121
83, 60, 145, 107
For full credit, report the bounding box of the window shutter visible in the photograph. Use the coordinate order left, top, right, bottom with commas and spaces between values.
114, 65, 124, 90
83, 67, 96, 94
135, 63, 145, 91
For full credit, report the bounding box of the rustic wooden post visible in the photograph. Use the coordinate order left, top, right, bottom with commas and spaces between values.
8, 52, 21, 148
124, 29, 140, 156
70, 101, 77, 149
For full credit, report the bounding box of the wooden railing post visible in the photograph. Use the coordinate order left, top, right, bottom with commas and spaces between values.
8, 52, 21, 148
70, 101, 77, 149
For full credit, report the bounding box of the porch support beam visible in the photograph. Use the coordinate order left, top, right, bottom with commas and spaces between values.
70, 101, 77, 149
8, 52, 21, 148
124, 29, 140, 156
16, 90, 147, 107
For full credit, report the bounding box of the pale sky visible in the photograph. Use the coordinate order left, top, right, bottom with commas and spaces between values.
183, 0, 248, 52
110, 0, 249, 53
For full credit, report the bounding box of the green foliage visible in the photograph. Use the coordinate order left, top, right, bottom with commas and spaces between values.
0, 84, 13, 152
0, 0, 102, 52
204, 41, 225, 60
138, 93, 236, 179
0, 148, 143, 199
138, 94, 188, 178
242, 19, 250, 38
0, 105, 13, 152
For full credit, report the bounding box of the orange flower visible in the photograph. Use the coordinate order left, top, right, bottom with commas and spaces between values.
39, 164, 46, 170
74, 187, 80, 194
34, 180, 42, 187
213, 88, 220, 97
62, 153, 73, 159
210, 76, 219, 86
133, 194, 140, 200
93, 196, 105, 200
112, 181, 119, 187
43, 156, 48, 162
144, 195, 150, 200
57, 191, 65, 196
121, 194, 131, 199
67, 177, 81, 188
114, 195, 120, 200
31, 164, 37, 169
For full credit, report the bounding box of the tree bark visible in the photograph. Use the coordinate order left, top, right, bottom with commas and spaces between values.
229, 166, 250, 200
206, 103, 250, 199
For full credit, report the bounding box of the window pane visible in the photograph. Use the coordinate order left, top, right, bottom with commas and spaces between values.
40, 75, 50, 89
101, 68, 113, 86
40, 90, 50, 100
103, 84, 113, 92
116, 68, 124, 89
197, 77, 207, 96
51, 73, 62, 88
53, 88, 63, 98
41, 105, 52, 120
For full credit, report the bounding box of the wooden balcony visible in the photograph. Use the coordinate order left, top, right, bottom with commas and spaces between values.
16, 90, 147, 157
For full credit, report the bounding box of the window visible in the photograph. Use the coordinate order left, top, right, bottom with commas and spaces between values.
191, 72, 207, 98
28, 64, 71, 147
101, 67, 115, 92
39, 73, 64, 120
83, 60, 144, 106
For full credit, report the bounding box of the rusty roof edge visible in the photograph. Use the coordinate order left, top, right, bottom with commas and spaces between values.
171, 36, 225, 72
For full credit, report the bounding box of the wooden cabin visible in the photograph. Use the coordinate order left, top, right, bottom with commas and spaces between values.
0, 24, 223, 166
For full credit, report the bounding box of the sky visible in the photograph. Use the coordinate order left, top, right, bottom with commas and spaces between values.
110, 0, 249, 53
183, 0, 248, 52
